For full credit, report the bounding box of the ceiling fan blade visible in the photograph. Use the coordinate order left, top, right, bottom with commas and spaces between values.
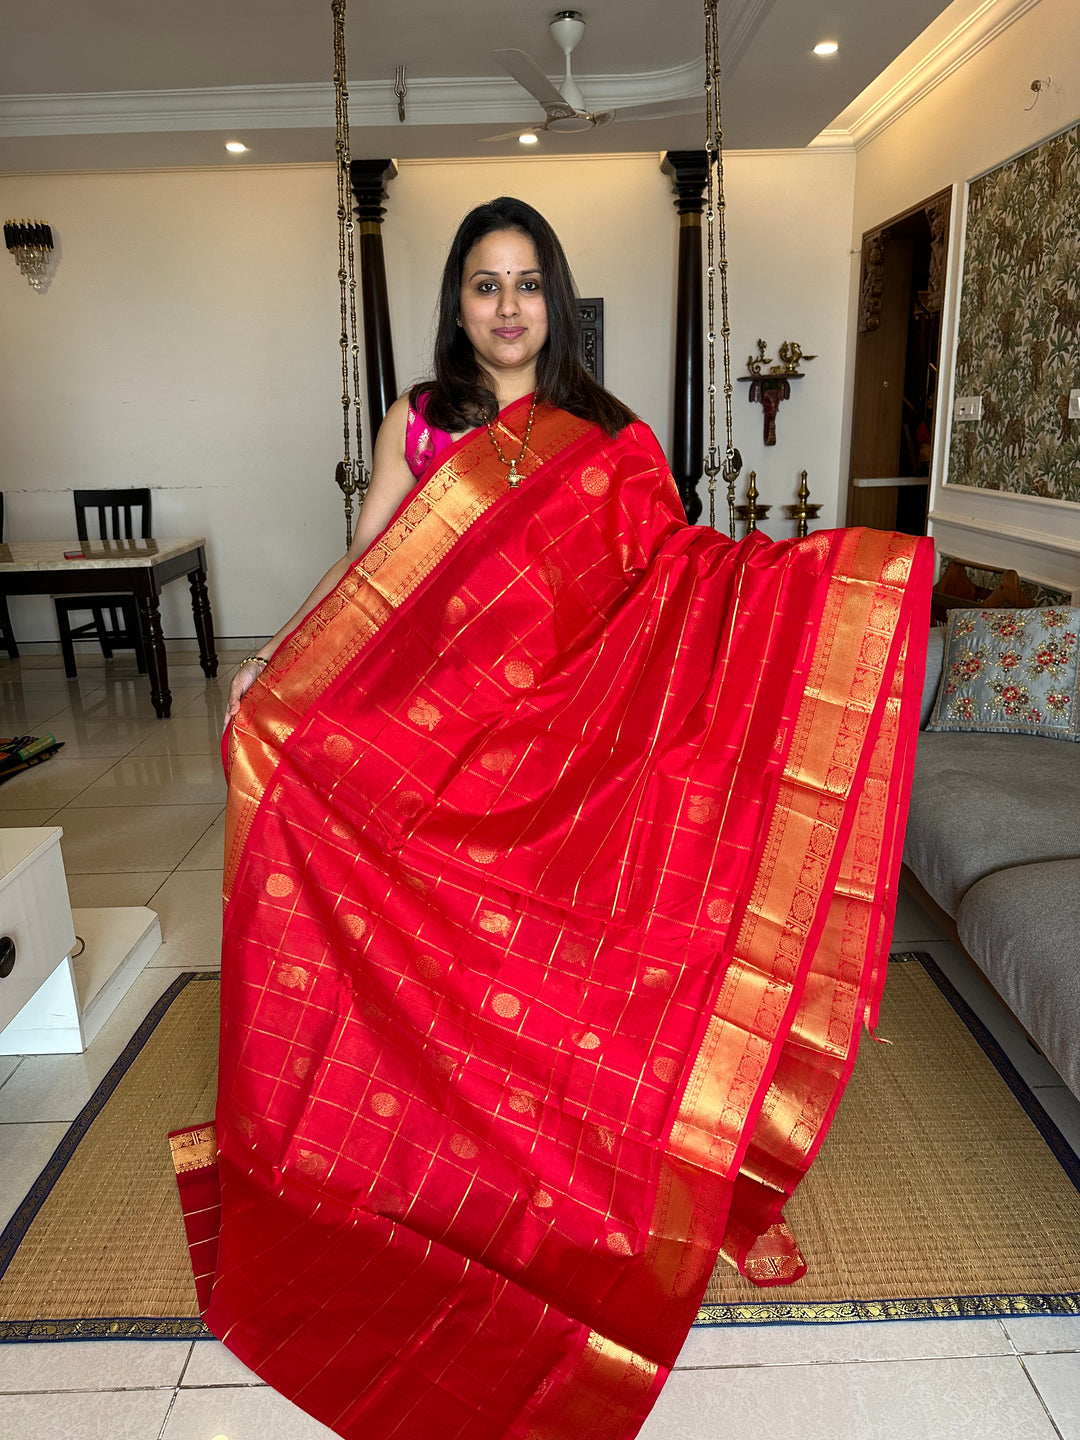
612, 97, 703, 123
491, 48, 572, 113
481, 128, 540, 143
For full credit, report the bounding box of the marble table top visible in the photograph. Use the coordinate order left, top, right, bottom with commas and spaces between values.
0, 537, 206, 571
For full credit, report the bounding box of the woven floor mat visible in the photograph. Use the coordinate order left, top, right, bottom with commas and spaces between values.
1, 955, 1078, 1340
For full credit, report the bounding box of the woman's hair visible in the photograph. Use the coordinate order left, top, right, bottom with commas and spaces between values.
411, 196, 636, 437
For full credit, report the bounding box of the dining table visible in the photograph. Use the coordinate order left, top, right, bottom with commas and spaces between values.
0, 536, 218, 719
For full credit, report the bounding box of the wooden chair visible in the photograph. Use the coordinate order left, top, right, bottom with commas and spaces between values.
930, 558, 1030, 626
0, 495, 19, 660
54, 489, 152, 678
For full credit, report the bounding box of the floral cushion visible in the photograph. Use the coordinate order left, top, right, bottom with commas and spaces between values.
927, 607, 1080, 741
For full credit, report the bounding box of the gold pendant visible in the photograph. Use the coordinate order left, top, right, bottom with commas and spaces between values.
507, 465, 521, 489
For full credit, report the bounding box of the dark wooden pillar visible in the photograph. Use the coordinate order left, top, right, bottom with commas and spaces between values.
661, 150, 709, 525
349, 159, 399, 437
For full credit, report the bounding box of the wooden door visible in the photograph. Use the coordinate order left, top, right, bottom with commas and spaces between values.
845, 190, 950, 534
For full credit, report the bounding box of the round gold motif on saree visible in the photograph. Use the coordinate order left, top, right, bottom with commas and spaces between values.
479, 910, 512, 937
572, 1030, 602, 1050
340, 913, 367, 939
651, 1056, 679, 1083
396, 790, 424, 820
408, 698, 443, 731
560, 941, 590, 967
508, 1089, 536, 1114
687, 795, 719, 824
606, 1232, 633, 1256
371, 1092, 401, 1117
480, 748, 515, 776
538, 562, 562, 590
531, 1188, 554, 1209
790, 888, 815, 925
275, 963, 310, 991
706, 898, 732, 925
580, 466, 610, 496
296, 1149, 328, 1178
445, 595, 468, 624
492, 992, 521, 1019
468, 843, 498, 864
450, 1133, 480, 1159
504, 659, 535, 689
825, 765, 851, 796
807, 823, 833, 858
292, 1055, 312, 1079
331, 821, 353, 839
416, 954, 441, 979
265, 872, 295, 898
590, 1124, 616, 1153
642, 966, 672, 990
323, 733, 355, 763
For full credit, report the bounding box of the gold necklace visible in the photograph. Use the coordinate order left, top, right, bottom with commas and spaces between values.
484, 395, 538, 489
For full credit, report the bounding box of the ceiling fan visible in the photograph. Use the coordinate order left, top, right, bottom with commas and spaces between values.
488, 9, 700, 141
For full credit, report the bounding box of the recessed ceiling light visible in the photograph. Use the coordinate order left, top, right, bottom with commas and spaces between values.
519, 132, 539, 145
225, 141, 248, 153
813, 40, 839, 55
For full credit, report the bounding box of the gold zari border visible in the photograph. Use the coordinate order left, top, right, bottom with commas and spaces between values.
169, 1124, 218, 1175
222, 404, 594, 900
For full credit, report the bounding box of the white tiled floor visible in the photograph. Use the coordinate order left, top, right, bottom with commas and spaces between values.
1, 649, 1079, 1439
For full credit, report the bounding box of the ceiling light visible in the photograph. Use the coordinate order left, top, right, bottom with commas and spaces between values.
518, 133, 539, 145
225, 141, 248, 153
813, 41, 839, 55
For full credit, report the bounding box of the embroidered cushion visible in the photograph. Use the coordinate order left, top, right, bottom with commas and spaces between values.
927, 607, 1080, 741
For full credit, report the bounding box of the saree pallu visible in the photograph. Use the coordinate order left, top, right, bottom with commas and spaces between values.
180, 397, 931, 1440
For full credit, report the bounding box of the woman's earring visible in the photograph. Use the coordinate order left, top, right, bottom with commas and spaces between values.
456, 317, 463, 327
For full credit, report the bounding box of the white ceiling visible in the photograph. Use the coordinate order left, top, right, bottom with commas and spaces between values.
0, 0, 960, 173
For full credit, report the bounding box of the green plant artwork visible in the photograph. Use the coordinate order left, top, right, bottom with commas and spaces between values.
948, 122, 1080, 502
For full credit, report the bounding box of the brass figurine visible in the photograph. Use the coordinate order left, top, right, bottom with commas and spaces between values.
745, 339, 773, 376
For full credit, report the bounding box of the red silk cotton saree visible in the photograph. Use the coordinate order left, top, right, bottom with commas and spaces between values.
174, 396, 931, 1440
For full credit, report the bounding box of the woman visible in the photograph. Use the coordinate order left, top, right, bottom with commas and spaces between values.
180, 198, 931, 1440
224, 197, 635, 722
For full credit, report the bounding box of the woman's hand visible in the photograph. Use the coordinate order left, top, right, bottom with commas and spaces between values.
223, 656, 267, 733
220, 402, 415, 737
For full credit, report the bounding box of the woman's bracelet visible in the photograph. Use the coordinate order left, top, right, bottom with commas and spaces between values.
238, 654, 268, 669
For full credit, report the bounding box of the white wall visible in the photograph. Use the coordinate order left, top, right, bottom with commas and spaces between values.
847, 0, 1080, 597
0, 148, 855, 642
0, 165, 344, 644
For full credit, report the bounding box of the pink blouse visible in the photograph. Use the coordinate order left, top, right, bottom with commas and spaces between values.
405, 394, 456, 482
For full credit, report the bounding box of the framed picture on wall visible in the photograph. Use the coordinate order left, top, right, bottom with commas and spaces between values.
577, 299, 604, 384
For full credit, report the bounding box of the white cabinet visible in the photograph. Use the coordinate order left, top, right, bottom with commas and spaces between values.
0, 827, 162, 1054
0, 828, 77, 1039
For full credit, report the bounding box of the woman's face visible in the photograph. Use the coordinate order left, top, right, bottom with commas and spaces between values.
459, 229, 549, 393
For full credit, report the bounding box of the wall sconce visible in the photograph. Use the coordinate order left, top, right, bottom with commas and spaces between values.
4, 220, 54, 291
739, 339, 816, 445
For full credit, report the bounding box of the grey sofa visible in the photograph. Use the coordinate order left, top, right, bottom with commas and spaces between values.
902, 626, 1080, 1100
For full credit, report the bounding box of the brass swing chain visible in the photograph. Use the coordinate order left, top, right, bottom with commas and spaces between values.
332, 0, 368, 546
703, 0, 741, 537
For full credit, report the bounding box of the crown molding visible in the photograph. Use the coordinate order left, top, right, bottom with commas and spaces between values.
819, 0, 1042, 151
0, 57, 705, 139
807, 131, 858, 153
